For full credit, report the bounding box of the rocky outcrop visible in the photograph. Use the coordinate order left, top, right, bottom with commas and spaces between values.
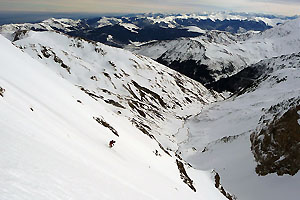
212, 170, 237, 200
176, 159, 196, 192
251, 98, 300, 176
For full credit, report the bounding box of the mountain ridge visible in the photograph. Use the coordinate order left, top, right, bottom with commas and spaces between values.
132, 17, 300, 86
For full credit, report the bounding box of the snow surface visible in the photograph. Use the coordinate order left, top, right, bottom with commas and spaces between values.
185, 26, 206, 34
119, 23, 140, 33
97, 17, 122, 28
0, 34, 227, 200
12, 30, 222, 150
175, 53, 300, 200
0, 18, 82, 39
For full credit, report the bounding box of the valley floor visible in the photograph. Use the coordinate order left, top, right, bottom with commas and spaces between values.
175, 67, 300, 199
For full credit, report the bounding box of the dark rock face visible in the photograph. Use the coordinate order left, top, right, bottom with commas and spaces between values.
208, 64, 265, 93
156, 58, 214, 85
176, 159, 196, 192
251, 99, 300, 176
68, 25, 201, 48
94, 117, 119, 137
213, 171, 237, 200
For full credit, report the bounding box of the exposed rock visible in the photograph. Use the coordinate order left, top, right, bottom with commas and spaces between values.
90, 76, 98, 81
157, 141, 172, 157
251, 98, 300, 176
12, 30, 29, 42
80, 87, 103, 100
41, 46, 51, 58
104, 99, 125, 109
131, 80, 167, 108
157, 58, 214, 85
54, 55, 71, 74
213, 170, 237, 200
176, 159, 196, 192
94, 117, 119, 137
131, 119, 154, 139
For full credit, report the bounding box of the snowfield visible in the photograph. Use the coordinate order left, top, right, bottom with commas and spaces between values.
0, 35, 226, 199
12, 30, 222, 151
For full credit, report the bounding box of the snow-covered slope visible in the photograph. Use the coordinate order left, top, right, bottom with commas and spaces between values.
0, 34, 226, 199
209, 52, 300, 93
131, 18, 300, 84
0, 18, 85, 41
173, 53, 300, 200
12, 30, 221, 150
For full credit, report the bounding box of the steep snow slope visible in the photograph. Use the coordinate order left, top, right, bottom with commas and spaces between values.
131, 18, 300, 84
12, 30, 221, 151
174, 53, 300, 200
0, 35, 226, 199
129, 32, 248, 83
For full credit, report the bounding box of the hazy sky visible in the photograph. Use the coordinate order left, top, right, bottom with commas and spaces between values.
0, 0, 299, 15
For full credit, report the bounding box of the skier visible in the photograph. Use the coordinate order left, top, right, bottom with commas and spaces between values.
0, 87, 5, 97
109, 140, 116, 148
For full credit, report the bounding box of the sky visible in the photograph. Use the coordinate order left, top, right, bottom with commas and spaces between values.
0, 0, 299, 16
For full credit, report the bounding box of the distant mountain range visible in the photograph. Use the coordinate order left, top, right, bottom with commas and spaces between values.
1, 12, 296, 47
132, 18, 300, 87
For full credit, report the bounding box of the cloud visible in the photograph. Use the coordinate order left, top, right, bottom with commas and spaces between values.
252, 0, 300, 3
0, 0, 299, 15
